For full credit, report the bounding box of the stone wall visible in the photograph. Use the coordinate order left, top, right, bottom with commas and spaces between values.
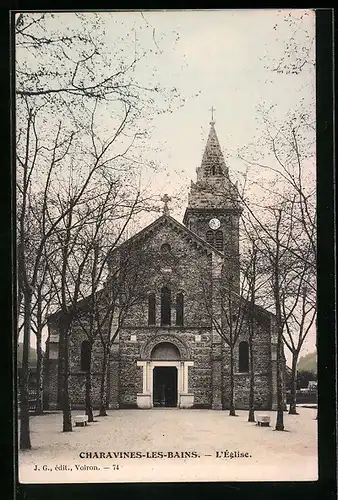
117, 221, 216, 408
44, 217, 276, 412
221, 312, 273, 410
121, 222, 213, 329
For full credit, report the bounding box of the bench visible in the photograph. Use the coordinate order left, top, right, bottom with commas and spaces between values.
74, 415, 89, 427
256, 414, 270, 427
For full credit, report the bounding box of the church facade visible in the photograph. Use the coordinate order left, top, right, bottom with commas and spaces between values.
44, 120, 282, 411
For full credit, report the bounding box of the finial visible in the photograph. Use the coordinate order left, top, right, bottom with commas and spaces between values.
209, 105, 216, 125
161, 193, 171, 215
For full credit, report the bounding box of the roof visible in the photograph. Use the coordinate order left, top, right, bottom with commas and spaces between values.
110, 213, 224, 258
200, 121, 228, 177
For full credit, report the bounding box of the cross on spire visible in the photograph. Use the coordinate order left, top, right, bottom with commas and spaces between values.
161, 193, 171, 215
209, 106, 216, 124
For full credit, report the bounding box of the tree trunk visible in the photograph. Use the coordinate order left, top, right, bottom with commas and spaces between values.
20, 291, 32, 450
98, 348, 109, 416
34, 302, 44, 414
248, 326, 255, 422
35, 334, 44, 414
85, 368, 94, 422
248, 278, 255, 422
60, 324, 72, 432
229, 345, 237, 416
275, 339, 285, 431
273, 230, 284, 432
288, 353, 299, 415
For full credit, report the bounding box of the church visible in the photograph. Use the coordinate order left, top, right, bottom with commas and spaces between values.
44, 118, 282, 411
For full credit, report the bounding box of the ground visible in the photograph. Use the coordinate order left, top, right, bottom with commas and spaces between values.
18, 407, 317, 483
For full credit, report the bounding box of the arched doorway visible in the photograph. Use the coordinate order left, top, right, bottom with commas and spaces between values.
136, 334, 194, 409
151, 343, 179, 407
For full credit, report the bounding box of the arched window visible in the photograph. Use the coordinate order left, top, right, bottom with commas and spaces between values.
238, 341, 249, 373
80, 340, 91, 372
161, 286, 171, 326
211, 165, 216, 175
215, 230, 224, 251
206, 230, 214, 246
176, 292, 184, 326
148, 293, 156, 326
160, 243, 171, 254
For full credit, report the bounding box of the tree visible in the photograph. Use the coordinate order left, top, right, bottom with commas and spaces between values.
281, 260, 316, 414
95, 239, 155, 416
237, 106, 316, 277
17, 100, 77, 447
243, 237, 259, 423
16, 11, 185, 447
199, 253, 251, 416
45, 146, 154, 431
236, 101, 316, 423
255, 202, 300, 431
69, 183, 153, 419
268, 10, 315, 76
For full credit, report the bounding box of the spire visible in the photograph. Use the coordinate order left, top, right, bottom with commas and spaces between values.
210, 105, 216, 124
197, 118, 228, 180
184, 113, 240, 214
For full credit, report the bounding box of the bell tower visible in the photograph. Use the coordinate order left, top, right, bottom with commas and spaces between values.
183, 114, 242, 290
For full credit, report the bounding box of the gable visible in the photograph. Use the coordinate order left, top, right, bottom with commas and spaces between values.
111, 214, 223, 259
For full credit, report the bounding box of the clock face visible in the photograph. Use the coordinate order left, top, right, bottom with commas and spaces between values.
209, 218, 221, 230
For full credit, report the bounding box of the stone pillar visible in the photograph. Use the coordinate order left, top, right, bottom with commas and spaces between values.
46, 359, 59, 410
211, 255, 223, 410
171, 301, 176, 328
183, 362, 189, 393
211, 352, 223, 409
178, 361, 183, 394
46, 335, 59, 410
136, 361, 152, 409
211, 305, 223, 409
109, 341, 120, 409
179, 361, 194, 408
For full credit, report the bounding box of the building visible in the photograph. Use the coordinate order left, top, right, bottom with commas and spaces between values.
44, 119, 282, 411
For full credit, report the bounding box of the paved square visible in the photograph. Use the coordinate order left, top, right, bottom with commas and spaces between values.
19, 407, 317, 483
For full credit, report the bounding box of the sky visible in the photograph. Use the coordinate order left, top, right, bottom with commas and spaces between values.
17, 9, 316, 362
122, 9, 316, 221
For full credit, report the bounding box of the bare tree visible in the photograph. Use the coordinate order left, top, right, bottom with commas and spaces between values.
256, 203, 299, 431
238, 105, 316, 276
267, 10, 315, 76
236, 104, 316, 424
242, 237, 260, 423
280, 244, 316, 414
70, 183, 153, 420
94, 240, 154, 416
17, 101, 76, 448
16, 11, 185, 448
198, 254, 251, 416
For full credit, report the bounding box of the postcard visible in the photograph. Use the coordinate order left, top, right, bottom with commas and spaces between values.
15, 9, 317, 484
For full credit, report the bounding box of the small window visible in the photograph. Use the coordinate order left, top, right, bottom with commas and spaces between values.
215, 230, 223, 251
206, 230, 214, 246
238, 341, 249, 372
80, 340, 91, 372
161, 243, 171, 254
148, 293, 156, 325
176, 292, 184, 326
161, 286, 171, 326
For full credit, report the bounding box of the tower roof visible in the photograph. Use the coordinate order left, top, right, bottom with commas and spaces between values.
185, 115, 241, 213
198, 121, 228, 180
